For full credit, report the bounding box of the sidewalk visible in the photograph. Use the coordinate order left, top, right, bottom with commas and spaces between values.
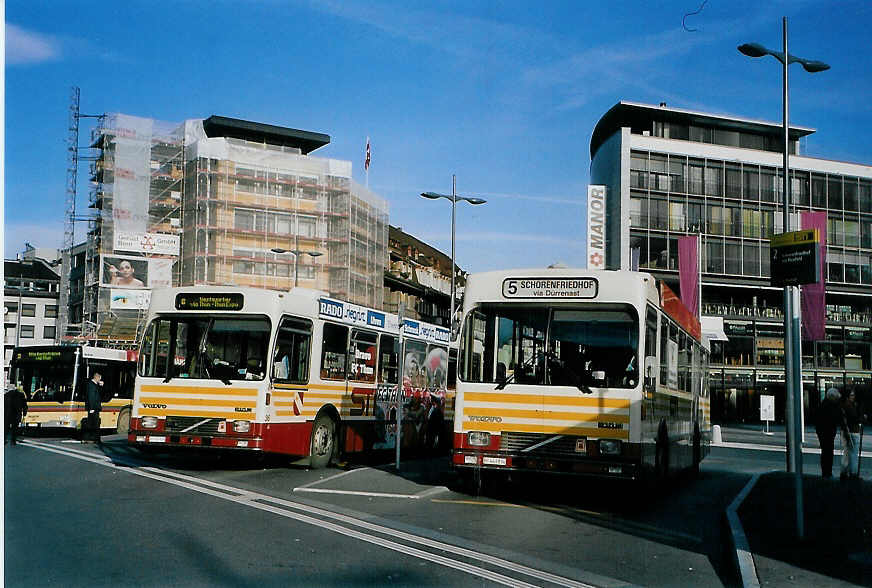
718, 425, 872, 585
738, 473, 872, 586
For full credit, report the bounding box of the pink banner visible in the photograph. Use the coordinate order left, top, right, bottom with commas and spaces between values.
678, 235, 699, 317
800, 211, 827, 341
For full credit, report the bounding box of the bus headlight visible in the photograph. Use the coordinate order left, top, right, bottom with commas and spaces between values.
467, 431, 490, 447
599, 439, 622, 455
233, 420, 251, 433
141, 416, 159, 429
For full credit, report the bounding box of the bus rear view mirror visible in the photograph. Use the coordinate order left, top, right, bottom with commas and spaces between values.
644, 356, 657, 389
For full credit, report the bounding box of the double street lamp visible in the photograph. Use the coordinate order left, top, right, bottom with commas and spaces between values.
270, 248, 323, 288
738, 17, 829, 539
421, 175, 487, 337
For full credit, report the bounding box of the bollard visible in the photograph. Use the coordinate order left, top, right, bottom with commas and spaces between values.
712, 424, 722, 444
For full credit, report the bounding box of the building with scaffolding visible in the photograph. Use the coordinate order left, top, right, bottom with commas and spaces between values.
64, 113, 388, 347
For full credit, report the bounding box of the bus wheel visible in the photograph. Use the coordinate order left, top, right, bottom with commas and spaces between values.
425, 416, 443, 453
655, 428, 669, 482
309, 413, 336, 469
691, 424, 701, 477
116, 408, 131, 435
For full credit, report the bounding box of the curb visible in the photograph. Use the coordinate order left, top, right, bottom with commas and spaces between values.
725, 472, 769, 588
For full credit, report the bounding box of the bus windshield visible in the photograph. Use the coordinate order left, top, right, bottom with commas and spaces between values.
139, 316, 271, 382
461, 304, 639, 389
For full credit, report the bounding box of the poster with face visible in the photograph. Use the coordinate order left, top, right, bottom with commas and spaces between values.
101, 256, 149, 289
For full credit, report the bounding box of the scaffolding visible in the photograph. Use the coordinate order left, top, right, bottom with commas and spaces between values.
179, 119, 387, 308
69, 113, 388, 347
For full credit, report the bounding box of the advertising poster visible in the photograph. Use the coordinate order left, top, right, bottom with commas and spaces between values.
101, 255, 149, 289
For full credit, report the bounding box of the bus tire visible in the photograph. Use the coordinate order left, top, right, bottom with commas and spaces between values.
425, 415, 444, 453
116, 407, 131, 435
309, 413, 337, 469
655, 426, 669, 482
691, 424, 701, 477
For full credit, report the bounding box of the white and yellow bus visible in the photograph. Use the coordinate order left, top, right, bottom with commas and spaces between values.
129, 286, 453, 466
9, 345, 137, 435
452, 268, 710, 482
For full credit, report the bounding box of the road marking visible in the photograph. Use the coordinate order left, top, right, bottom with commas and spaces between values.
431, 498, 529, 508
295, 487, 426, 499
717, 441, 872, 457
18, 440, 600, 588
294, 467, 370, 489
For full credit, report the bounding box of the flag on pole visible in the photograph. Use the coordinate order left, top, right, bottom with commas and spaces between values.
678, 234, 700, 318
800, 210, 827, 341
365, 137, 371, 172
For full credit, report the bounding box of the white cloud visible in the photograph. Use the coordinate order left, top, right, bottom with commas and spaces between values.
5, 24, 61, 65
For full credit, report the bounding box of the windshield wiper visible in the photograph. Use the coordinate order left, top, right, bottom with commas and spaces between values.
495, 351, 541, 390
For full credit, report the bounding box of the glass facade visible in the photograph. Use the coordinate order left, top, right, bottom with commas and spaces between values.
594, 102, 872, 427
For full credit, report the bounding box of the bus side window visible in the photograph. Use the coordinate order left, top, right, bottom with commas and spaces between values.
378, 334, 398, 385
645, 306, 658, 387
273, 316, 312, 385
321, 323, 349, 380
349, 330, 378, 383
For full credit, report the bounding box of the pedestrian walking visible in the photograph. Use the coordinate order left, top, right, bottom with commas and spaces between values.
5, 387, 28, 445
841, 390, 863, 481
84, 371, 104, 444
816, 387, 843, 478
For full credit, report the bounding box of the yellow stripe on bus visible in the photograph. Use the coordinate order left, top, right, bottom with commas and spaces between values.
461, 421, 629, 439
464, 408, 629, 423
139, 397, 256, 408
139, 385, 258, 396
463, 392, 631, 408
138, 409, 255, 420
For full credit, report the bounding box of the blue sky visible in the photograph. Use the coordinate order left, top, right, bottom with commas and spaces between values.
5, 0, 871, 273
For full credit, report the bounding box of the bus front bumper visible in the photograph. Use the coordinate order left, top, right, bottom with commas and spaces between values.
452, 450, 641, 480
128, 431, 264, 450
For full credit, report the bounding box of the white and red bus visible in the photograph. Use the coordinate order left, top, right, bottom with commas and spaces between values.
452, 268, 710, 483
128, 286, 454, 466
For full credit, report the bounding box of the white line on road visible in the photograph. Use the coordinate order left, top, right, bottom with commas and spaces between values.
18, 440, 600, 588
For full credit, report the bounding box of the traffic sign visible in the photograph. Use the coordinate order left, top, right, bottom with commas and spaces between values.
770, 229, 820, 287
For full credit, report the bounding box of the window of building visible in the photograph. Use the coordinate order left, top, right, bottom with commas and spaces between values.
705, 161, 723, 197
743, 209, 762, 238
43, 326, 56, 339
688, 160, 704, 195
5, 302, 18, 314
811, 174, 827, 208
669, 200, 685, 231
650, 199, 668, 230
859, 181, 871, 213
647, 236, 668, 269
630, 196, 647, 227
755, 324, 784, 366
844, 179, 859, 212
21, 304, 36, 317
725, 241, 741, 274
723, 322, 753, 366
705, 239, 724, 273
669, 158, 686, 193
860, 220, 871, 249
687, 201, 703, 233
792, 171, 810, 207
743, 168, 759, 202
760, 168, 777, 203
725, 164, 742, 199
20, 325, 34, 339
743, 243, 760, 276
45, 305, 58, 318
828, 177, 843, 210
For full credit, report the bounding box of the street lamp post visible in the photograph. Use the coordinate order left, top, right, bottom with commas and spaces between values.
421, 175, 486, 337
739, 17, 829, 540
270, 248, 323, 288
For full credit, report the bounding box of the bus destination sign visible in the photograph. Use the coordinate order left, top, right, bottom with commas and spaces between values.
175, 293, 245, 311
502, 277, 598, 299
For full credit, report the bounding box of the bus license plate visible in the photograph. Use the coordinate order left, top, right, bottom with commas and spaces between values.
575, 439, 587, 453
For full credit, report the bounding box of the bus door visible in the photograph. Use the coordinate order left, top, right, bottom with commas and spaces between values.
346, 329, 378, 450
373, 333, 398, 449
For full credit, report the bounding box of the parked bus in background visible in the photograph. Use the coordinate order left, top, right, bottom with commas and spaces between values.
8, 345, 137, 435
129, 287, 453, 466
452, 268, 710, 485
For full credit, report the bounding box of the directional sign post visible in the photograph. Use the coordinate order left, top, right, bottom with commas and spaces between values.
770, 229, 820, 287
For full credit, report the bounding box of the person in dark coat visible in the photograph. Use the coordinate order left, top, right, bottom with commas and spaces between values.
84, 371, 104, 444
816, 387, 844, 478
5, 388, 28, 445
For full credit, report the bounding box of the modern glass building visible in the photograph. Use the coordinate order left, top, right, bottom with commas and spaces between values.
590, 101, 872, 425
